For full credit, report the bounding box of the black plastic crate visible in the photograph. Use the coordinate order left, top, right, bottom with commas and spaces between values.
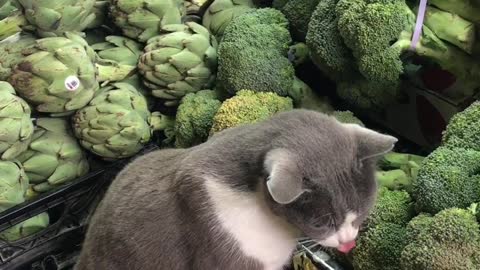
0, 144, 160, 270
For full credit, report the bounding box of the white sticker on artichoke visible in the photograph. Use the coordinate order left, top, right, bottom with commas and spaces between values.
65, 76, 81, 91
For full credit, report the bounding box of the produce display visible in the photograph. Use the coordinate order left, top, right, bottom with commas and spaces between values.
0, 1, 479, 270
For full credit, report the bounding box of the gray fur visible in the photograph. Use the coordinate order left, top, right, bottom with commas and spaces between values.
74, 109, 396, 270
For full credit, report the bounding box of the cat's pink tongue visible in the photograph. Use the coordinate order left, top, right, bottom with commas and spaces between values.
337, 240, 356, 253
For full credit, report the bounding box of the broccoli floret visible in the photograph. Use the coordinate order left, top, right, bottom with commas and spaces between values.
217, 42, 295, 96
218, 8, 311, 101
174, 90, 222, 148
209, 89, 293, 134
275, 0, 320, 41
305, 0, 357, 81
401, 208, 480, 270
442, 101, 480, 151
405, 213, 433, 242
221, 8, 291, 54
365, 187, 415, 229
414, 146, 480, 214
287, 42, 310, 67
331, 110, 364, 126
352, 222, 408, 270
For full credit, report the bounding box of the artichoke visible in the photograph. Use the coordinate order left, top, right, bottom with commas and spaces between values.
184, 0, 210, 14
0, 160, 28, 212
138, 22, 218, 107
0, 212, 49, 242
0, 33, 37, 81
91, 35, 143, 66
17, 0, 96, 37
109, 0, 186, 42
17, 118, 90, 193
202, 0, 256, 41
0, 82, 34, 161
0, 0, 27, 41
72, 82, 154, 159
6, 32, 136, 115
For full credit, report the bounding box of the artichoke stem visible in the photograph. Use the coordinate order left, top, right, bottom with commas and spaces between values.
96, 62, 137, 82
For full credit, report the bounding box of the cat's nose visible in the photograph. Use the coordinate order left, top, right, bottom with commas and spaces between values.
338, 227, 358, 244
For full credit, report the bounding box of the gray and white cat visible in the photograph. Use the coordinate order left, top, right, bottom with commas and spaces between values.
74, 109, 397, 270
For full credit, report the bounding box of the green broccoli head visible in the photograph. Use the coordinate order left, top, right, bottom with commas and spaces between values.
217, 41, 295, 96
365, 187, 415, 229
217, 8, 301, 98
442, 101, 480, 151
288, 76, 333, 113
221, 8, 291, 54
210, 89, 293, 134
352, 222, 408, 270
305, 0, 356, 81
331, 110, 364, 126
405, 213, 433, 242
275, 0, 320, 41
401, 208, 480, 270
174, 90, 222, 148
414, 146, 480, 214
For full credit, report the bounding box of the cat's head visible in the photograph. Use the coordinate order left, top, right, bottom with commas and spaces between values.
262, 110, 397, 250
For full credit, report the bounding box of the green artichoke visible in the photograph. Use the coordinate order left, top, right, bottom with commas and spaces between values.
17, 0, 96, 37
17, 118, 90, 193
0, 0, 19, 19
0, 33, 37, 81
91, 35, 143, 66
6, 32, 136, 115
72, 82, 154, 159
0, 82, 34, 161
0, 0, 27, 41
138, 22, 218, 107
0, 160, 28, 212
0, 212, 49, 242
109, 0, 186, 42
202, 0, 256, 41
184, 0, 210, 14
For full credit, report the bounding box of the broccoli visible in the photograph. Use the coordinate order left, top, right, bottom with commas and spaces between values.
331, 110, 364, 126
306, 0, 480, 110
217, 42, 295, 96
401, 208, 480, 270
274, 0, 321, 41
441, 101, 480, 151
220, 8, 291, 54
352, 222, 408, 270
376, 169, 414, 193
305, 0, 356, 81
209, 89, 293, 134
336, 0, 480, 95
404, 213, 433, 242
288, 76, 334, 113
174, 90, 223, 148
287, 42, 310, 67
414, 146, 480, 214
375, 151, 425, 192
365, 187, 415, 229
218, 8, 314, 104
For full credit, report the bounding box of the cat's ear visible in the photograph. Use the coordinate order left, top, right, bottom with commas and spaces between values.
264, 148, 309, 204
344, 124, 398, 161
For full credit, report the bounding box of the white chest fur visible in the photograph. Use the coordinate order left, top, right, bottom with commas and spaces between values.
204, 178, 299, 270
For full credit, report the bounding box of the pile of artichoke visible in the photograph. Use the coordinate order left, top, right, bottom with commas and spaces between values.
0, 0, 219, 242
